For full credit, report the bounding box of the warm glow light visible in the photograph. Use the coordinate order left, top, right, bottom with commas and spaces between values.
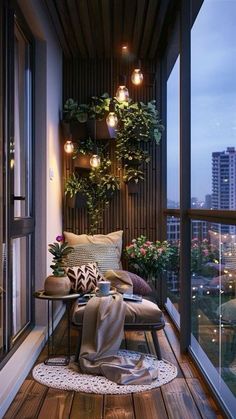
131, 68, 144, 85
64, 140, 74, 153
90, 154, 101, 168
106, 112, 118, 128
116, 85, 129, 102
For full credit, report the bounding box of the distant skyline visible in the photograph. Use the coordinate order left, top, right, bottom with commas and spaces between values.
167, 0, 236, 203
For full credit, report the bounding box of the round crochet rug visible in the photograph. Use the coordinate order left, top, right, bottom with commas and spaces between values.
33, 350, 177, 394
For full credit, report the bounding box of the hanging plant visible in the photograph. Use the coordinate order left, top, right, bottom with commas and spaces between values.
62, 93, 164, 233
65, 157, 120, 234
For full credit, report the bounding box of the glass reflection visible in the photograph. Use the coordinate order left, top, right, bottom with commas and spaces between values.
191, 222, 236, 397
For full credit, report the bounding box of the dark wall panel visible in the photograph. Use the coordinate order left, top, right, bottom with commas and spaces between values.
63, 58, 160, 246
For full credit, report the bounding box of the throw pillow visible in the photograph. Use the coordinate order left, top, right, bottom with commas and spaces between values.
104, 269, 152, 296
66, 263, 104, 293
66, 243, 121, 274
104, 270, 133, 294
127, 271, 152, 295
64, 230, 123, 266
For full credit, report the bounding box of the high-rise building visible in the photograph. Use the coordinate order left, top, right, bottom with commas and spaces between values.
212, 147, 236, 233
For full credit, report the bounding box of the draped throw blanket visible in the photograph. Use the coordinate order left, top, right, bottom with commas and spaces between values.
79, 294, 158, 385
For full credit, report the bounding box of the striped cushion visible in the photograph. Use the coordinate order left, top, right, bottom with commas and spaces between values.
66, 244, 121, 274
66, 263, 104, 293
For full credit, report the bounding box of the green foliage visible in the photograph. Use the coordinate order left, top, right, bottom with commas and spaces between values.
63, 94, 164, 234
65, 158, 120, 234
63, 98, 90, 123
63, 93, 111, 123
115, 100, 164, 167
124, 235, 171, 280
48, 238, 73, 277
123, 168, 145, 184
73, 137, 95, 156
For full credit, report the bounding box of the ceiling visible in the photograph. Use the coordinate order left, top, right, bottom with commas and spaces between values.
44, 0, 172, 60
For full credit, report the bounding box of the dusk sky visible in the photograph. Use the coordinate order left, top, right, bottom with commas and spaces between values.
167, 0, 236, 204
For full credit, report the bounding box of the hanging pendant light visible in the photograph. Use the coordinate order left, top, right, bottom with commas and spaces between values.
106, 112, 118, 128
116, 85, 129, 102
64, 139, 74, 153
90, 154, 101, 168
106, 101, 118, 128
131, 68, 143, 85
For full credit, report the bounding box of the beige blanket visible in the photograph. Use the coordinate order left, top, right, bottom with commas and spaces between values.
79, 294, 158, 385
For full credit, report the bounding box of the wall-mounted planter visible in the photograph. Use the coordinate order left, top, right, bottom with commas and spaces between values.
88, 119, 116, 140
67, 192, 87, 209
73, 155, 91, 170
126, 181, 140, 194
70, 121, 87, 141
61, 120, 88, 141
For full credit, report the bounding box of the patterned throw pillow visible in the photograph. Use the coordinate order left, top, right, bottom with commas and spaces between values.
66, 263, 104, 293
66, 244, 121, 274
64, 230, 123, 267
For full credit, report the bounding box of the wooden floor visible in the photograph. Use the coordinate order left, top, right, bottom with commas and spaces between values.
4, 313, 225, 419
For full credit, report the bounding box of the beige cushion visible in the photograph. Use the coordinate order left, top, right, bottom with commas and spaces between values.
72, 298, 163, 325
66, 244, 120, 274
64, 230, 123, 263
104, 270, 133, 294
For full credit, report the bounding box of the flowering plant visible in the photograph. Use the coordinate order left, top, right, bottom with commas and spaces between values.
191, 238, 219, 275
124, 235, 171, 280
167, 238, 219, 276
48, 235, 74, 277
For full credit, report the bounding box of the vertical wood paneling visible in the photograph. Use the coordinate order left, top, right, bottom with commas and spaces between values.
63, 58, 160, 245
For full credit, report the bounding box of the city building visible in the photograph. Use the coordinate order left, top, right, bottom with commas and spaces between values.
212, 147, 236, 234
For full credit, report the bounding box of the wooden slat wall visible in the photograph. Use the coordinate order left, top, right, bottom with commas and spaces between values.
63, 58, 160, 247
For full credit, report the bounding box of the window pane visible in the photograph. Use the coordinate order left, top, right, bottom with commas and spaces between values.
14, 22, 32, 218
167, 57, 180, 208
166, 216, 180, 314
12, 236, 31, 337
191, 221, 236, 401
191, 1, 236, 209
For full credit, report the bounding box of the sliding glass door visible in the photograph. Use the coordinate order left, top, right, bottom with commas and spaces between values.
162, 0, 236, 416
0, 1, 35, 364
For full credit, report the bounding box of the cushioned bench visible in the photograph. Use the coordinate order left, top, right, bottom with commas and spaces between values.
72, 297, 165, 360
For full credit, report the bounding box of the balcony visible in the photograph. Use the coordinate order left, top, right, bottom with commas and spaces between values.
0, 0, 236, 418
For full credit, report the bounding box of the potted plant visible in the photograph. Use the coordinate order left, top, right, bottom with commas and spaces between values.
123, 168, 145, 194
63, 98, 89, 140
124, 235, 171, 284
65, 174, 88, 208
65, 161, 120, 233
44, 235, 74, 295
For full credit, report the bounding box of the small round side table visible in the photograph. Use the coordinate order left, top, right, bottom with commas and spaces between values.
34, 290, 80, 366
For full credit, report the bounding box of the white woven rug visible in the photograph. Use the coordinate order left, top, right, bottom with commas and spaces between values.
33, 350, 177, 394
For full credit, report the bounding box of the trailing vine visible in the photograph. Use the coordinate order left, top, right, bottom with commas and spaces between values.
63, 93, 163, 233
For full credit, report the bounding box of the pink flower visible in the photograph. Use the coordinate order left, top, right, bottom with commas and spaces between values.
145, 241, 152, 246
56, 235, 64, 242
127, 244, 134, 249
140, 248, 146, 256
130, 253, 135, 258
203, 249, 209, 256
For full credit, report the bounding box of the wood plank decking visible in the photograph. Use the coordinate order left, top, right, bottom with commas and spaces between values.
4, 314, 225, 419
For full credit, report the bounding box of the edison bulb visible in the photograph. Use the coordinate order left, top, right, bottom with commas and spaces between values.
90, 154, 101, 168
131, 68, 143, 85
115, 86, 129, 102
64, 140, 74, 153
106, 112, 118, 128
